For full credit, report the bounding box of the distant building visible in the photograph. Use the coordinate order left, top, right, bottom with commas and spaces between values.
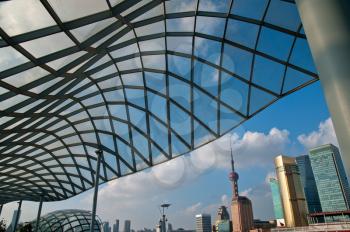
309, 144, 350, 211
168, 223, 173, 232
275, 155, 308, 227
103, 222, 111, 232
195, 214, 211, 232
253, 219, 277, 231
269, 178, 285, 227
229, 151, 254, 232
296, 155, 322, 213
214, 206, 231, 232
113, 220, 119, 232
124, 220, 131, 232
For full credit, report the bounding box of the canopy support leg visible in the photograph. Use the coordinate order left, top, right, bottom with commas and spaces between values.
34, 197, 43, 232
90, 150, 103, 232
12, 200, 22, 232
295, 0, 350, 173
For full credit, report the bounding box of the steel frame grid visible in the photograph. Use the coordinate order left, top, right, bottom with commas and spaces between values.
33, 209, 102, 232
0, 0, 318, 204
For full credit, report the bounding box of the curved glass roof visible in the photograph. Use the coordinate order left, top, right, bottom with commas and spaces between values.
31, 209, 102, 231
0, 0, 318, 204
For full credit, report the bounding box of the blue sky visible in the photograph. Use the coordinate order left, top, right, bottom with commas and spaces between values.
1, 80, 338, 230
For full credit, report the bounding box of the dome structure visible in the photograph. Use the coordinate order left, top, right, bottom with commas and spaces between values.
32, 209, 102, 232
0, 0, 318, 204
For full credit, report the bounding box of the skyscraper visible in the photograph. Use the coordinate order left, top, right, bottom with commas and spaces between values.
269, 178, 285, 227
124, 220, 131, 232
275, 155, 308, 227
215, 206, 231, 232
229, 151, 254, 232
113, 220, 119, 232
103, 222, 111, 232
309, 144, 350, 211
195, 214, 211, 232
296, 155, 322, 213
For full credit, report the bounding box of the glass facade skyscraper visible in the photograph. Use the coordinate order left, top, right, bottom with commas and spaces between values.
296, 155, 322, 213
309, 144, 350, 212
195, 214, 211, 232
269, 178, 284, 219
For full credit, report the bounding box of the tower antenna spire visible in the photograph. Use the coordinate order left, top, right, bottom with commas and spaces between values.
228, 134, 239, 198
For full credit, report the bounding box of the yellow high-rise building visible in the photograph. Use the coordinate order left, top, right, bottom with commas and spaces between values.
274, 155, 308, 227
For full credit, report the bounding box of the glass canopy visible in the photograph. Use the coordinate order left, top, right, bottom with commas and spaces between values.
32, 209, 102, 231
0, 0, 318, 204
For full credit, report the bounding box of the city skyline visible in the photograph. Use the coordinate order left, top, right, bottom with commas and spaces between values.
0, 81, 336, 230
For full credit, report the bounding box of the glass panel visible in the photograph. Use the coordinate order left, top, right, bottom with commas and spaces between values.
0, 0, 56, 36
3, 66, 50, 88
196, 16, 225, 38
170, 102, 191, 144
168, 55, 191, 80
193, 60, 219, 96
48, 0, 109, 22
252, 55, 285, 94
249, 87, 276, 115
169, 75, 191, 110
193, 88, 217, 132
282, 68, 314, 94
290, 38, 317, 73
145, 72, 166, 94
135, 21, 165, 37
222, 44, 252, 79
220, 72, 248, 115
265, 0, 301, 31
148, 92, 167, 123
231, 0, 268, 20
165, 0, 197, 13
20, 32, 75, 58
167, 36, 192, 54
122, 72, 143, 86
139, 38, 165, 52
0, 46, 29, 72
257, 27, 294, 61
167, 17, 194, 32
198, 0, 231, 13
194, 37, 221, 65
226, 19, 259, 49
142, 55, 166, 70
70, 18, 117, 42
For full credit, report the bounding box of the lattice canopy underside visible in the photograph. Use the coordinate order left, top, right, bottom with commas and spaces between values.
0, 0, 318, 204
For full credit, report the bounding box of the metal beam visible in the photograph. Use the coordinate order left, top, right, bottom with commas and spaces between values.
12, 200, 22, 232
34, 197, 43, 232
295, 0, 350, 174
90, 150, 103, 232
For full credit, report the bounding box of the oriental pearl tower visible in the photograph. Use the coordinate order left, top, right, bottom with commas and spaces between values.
229, 137, 254, 232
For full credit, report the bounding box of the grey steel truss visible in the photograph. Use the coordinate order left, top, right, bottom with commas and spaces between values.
0, 0, 318, 204
31, 209, 102, 232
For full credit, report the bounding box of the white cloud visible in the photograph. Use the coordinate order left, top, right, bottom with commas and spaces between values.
185, 202, 202, 215
192, 128, 290, 171
239, 188, 252, 197
298, 117, 338, 149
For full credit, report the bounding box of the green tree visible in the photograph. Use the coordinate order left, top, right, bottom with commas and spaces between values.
0, 219, 6, 232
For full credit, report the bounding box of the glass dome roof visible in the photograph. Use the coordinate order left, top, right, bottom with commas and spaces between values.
0, 0, 318, 204
32, 209, 102, 232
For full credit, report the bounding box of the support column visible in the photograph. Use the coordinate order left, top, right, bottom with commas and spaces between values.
12, 200, 22, 232
90, 150, 103, 232
295, 0, 350, 173
0, 204, 3, 217
34, 197, 43, 232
